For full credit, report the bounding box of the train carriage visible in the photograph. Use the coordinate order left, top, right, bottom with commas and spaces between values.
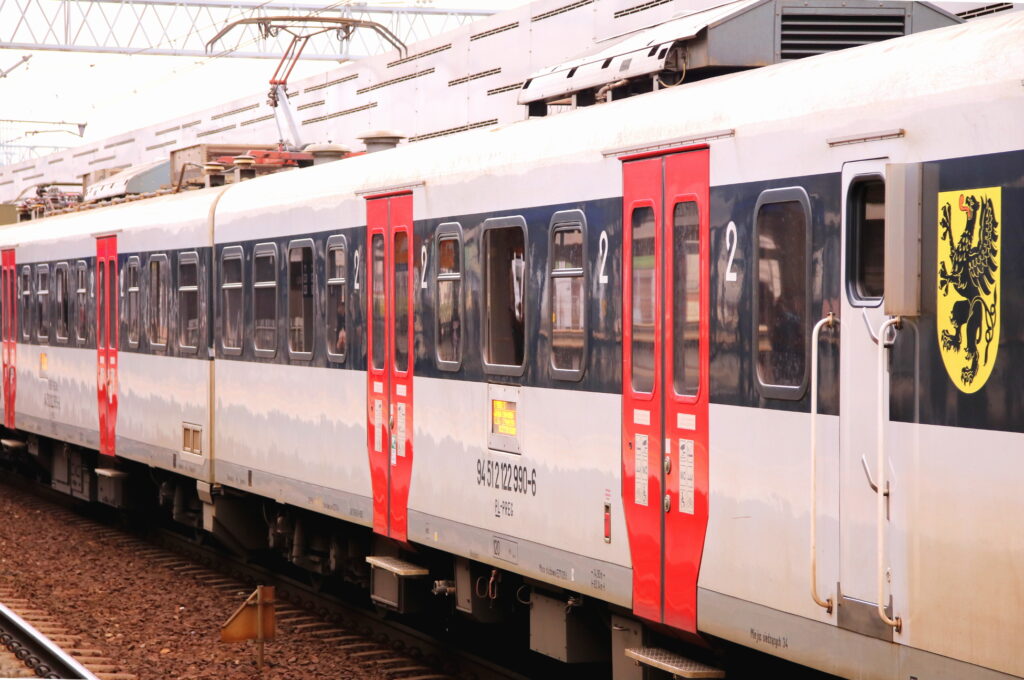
0, 188, 220, 492
1, 10, 1022, 680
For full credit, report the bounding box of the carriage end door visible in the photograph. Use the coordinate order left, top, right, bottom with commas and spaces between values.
2, 249, 16, 429
96, 236, 118, 456
622, 148, 710, 633
838, 159, 902, 637
366, 193, 414, 542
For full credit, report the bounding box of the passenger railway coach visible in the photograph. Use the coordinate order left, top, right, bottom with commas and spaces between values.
1, 12, 1022, 680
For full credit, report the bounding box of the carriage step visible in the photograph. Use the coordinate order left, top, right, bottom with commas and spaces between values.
365, 556, 428, 577
366, 556, 428, 613
625, 647, 725, 678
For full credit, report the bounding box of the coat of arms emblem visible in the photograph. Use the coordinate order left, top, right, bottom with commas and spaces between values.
936, 187, 1000, 393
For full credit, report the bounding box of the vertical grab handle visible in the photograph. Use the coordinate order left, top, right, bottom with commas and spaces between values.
875, 317, 903, 632
810, 313, 836, 614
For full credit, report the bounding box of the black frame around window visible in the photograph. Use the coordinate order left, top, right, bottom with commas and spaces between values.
547, 209, 588, 381
434, 222, 464, 372
125, 256, 141, 349
252, 242, 278, 358
147, 254, 169, 350
74, 260, 89, 346
220, 246, 244, 356
752, 186, 812, 400
287, 238, 316, 360
846, 174, 885, 307
19, 266, 30, 341
177, 251, 200, 354
54, 262, 70, 344
35, 264, 49, 342
481, 215, 529, 377
325, 234, 348, 364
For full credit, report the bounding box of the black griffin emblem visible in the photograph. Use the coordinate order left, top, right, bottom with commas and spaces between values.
937, 193, 999, 386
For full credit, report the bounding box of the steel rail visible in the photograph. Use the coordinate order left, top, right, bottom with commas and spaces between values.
0, 602, 100, 680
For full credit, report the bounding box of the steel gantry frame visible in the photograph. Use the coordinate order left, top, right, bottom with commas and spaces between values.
0, 0, 494, 60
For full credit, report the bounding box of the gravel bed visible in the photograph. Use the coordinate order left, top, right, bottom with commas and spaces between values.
0, 648, 35, 678
0, 485, 399, 680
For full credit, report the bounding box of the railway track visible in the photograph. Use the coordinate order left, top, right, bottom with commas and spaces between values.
154, 527, 525, 680
0, 476, 528, 680
0, 588, 131, 680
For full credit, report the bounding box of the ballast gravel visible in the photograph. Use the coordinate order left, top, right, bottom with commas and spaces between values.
0, 486, 384, 680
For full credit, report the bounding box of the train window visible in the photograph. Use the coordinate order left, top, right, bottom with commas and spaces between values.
482, 216, 528, 376
754, 188, 811, 398
177, 252, 200, 353
75, 261, 89, 345
107, 260, 117, 350
147, 255, 168, 349
435, 224, 463, 371
19, 266, 30, 342
54, 263, 69, 343
673, 202, 700, 396
393, 231, 410, 372
848, 178, 885, 304
36, 264, 49, 342
287, 240, 315, 358
253, 243, 278, 356
631, 206, 656, 393
220, 246, 243, 355
548, 210, 588, 380
325, 235, 347, 363
370, 234, 385, 371
98, 264, 106, 349
125, 257, 141, 348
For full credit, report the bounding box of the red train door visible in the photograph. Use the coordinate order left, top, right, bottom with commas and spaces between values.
621, 148, 710, 632
1, 249, 16, 428
96, 236, 118, 456
365, 193, 415, 541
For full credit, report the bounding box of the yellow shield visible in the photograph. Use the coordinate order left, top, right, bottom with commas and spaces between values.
936, 186, 1001, 393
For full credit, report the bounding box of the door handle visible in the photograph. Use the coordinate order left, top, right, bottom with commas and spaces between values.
860, 455, 890, 504
863, 308, 897, 347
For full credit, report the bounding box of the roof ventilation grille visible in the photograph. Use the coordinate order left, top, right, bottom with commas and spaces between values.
780, 11, 906, 60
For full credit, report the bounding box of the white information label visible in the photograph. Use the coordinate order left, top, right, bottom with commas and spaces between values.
679, 438, 695, 515
633, 409, 650, 426
373, 380, 383, 394
390, 435, 397, 466
373, 399, 383, 453
634, 434, 649, 507
677, 412, 696, 431
396, 384, 407, 397
396, 402, 407, 457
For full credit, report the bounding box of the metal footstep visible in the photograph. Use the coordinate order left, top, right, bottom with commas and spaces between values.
625, 647, 725, 678
365, 556, 428, 576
